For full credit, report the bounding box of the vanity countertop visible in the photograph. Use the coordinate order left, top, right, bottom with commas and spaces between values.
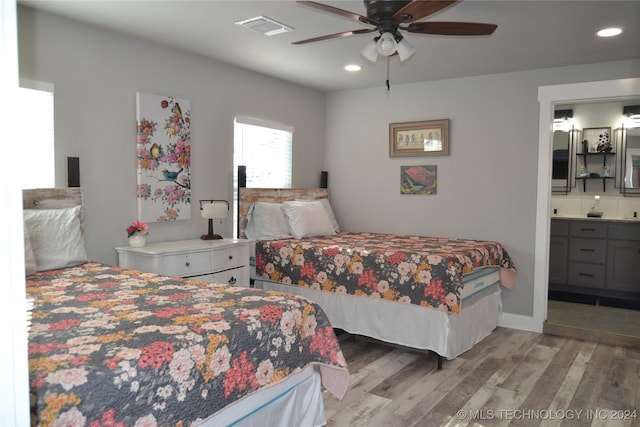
551, 215, 640, 223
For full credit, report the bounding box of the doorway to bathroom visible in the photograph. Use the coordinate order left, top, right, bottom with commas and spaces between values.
534, 78, 640, 340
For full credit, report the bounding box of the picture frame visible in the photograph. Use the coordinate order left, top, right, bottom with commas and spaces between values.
582, 127, 611, 153
401, 165, 437, 195
390, 119, 449, 157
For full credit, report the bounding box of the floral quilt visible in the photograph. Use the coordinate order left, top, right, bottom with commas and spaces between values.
255, 232, 516, 314
26, 263, 349, 427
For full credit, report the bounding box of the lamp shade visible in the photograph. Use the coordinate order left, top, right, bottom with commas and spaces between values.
200, 200, 228, 219
199, 200, 228, 240
361, 40, 378, 62
396, 37, 415, 61
376, 32, 397, 57
554, 109, 573, 120
623, 105, 640, 118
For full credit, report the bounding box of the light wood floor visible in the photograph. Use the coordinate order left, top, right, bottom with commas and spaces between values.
323, 327, 640, 427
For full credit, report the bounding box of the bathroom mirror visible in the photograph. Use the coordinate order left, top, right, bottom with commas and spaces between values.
621, 126, 640, 195
551, 129, 575, 193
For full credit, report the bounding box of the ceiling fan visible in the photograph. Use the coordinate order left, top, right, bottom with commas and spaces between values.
293, 0, 497, 62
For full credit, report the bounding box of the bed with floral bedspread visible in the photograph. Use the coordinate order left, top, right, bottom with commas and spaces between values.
26, 262, 350, 426
255, 232, 517, 315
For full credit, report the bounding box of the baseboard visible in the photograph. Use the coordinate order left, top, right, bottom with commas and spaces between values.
499, 312, 534, 332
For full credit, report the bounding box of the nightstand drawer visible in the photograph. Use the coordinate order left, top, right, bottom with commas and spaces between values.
160, 251, 211, 276
116, 238, 250, 280
569, 238, 606, 263
198, 266, 250, 287
212, 245, 248, 271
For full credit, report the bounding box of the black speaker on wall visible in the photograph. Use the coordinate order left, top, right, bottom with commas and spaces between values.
320, 171, 328, 189
67, 157, 80, 187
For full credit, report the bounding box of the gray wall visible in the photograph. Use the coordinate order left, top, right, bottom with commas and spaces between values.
325, 61, 640, 318
17, 5, 640, 319
18, 6, 326, 266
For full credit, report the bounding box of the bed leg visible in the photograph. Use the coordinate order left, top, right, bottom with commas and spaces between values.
437, 354, 443, 370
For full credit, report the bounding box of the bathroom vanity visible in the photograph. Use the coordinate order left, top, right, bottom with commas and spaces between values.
549, 217, 640, 297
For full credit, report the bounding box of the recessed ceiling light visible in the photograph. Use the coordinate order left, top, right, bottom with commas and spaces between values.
597, 27, 622, 37
344, 64, 361, 72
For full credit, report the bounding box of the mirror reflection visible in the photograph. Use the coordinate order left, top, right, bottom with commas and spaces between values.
624, 127, 640, 189
552, 130, 573, 193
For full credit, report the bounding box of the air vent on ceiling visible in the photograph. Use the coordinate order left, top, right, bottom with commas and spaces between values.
236, 16, 293, 36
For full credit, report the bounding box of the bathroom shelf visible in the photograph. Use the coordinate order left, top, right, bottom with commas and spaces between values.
575, 152, 616, 192
577, 152, 616, 156
575, 176, 616, 192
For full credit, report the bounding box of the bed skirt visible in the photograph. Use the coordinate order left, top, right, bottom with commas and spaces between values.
255, 280, 502, 360
201, 365, 325, 426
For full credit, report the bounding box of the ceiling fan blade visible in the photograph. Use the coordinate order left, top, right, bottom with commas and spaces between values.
407, 21, 497, 36
297, 1, 379, 26
292, 28, 376, 45
393, 0, 459, 23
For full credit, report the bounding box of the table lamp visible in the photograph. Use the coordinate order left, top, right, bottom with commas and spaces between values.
199, 200, 228, 240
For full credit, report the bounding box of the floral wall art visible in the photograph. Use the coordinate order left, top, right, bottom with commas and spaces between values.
136, 92, 191, 222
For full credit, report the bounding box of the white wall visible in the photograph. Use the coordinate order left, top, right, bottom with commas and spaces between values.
18, 6, 327, 266
2, 0, 31, 424
325, 60, 640, 318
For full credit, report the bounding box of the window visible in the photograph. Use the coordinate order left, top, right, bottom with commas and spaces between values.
233, 116, 293, 236
18, 81, 55, 189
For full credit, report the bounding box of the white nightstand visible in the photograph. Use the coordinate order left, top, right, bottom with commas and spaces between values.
115, 238, 250, 287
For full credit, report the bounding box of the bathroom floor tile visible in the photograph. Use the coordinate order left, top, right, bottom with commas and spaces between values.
546, 299, 640, 339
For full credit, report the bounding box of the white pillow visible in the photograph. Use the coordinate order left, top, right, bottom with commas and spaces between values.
24, 223, 37, 276
23, 206, 89, 272
281, 200, 336, 239
319, 198, 340, 232
244, 202, 292, 241
295, 198, 340, 233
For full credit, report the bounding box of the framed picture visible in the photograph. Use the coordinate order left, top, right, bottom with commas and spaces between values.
582, 127, 611, 153
390, 119, 449, 157
401, 165, 437, 195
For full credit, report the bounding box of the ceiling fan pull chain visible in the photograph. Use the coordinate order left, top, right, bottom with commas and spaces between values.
386, 58, 390, 91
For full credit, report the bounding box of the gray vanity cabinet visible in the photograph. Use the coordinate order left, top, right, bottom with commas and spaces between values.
549, 220, 569, 285
606, 223, 640, 292
567, 221, 607, 289
550, 219, 640, 296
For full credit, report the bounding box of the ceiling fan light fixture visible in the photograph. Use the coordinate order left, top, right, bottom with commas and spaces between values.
361, 40, 379, 62
376, 32, 397, 57
396, 37, 415, 61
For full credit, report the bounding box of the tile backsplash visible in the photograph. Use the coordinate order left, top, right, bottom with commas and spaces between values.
551, 195, 640, 218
